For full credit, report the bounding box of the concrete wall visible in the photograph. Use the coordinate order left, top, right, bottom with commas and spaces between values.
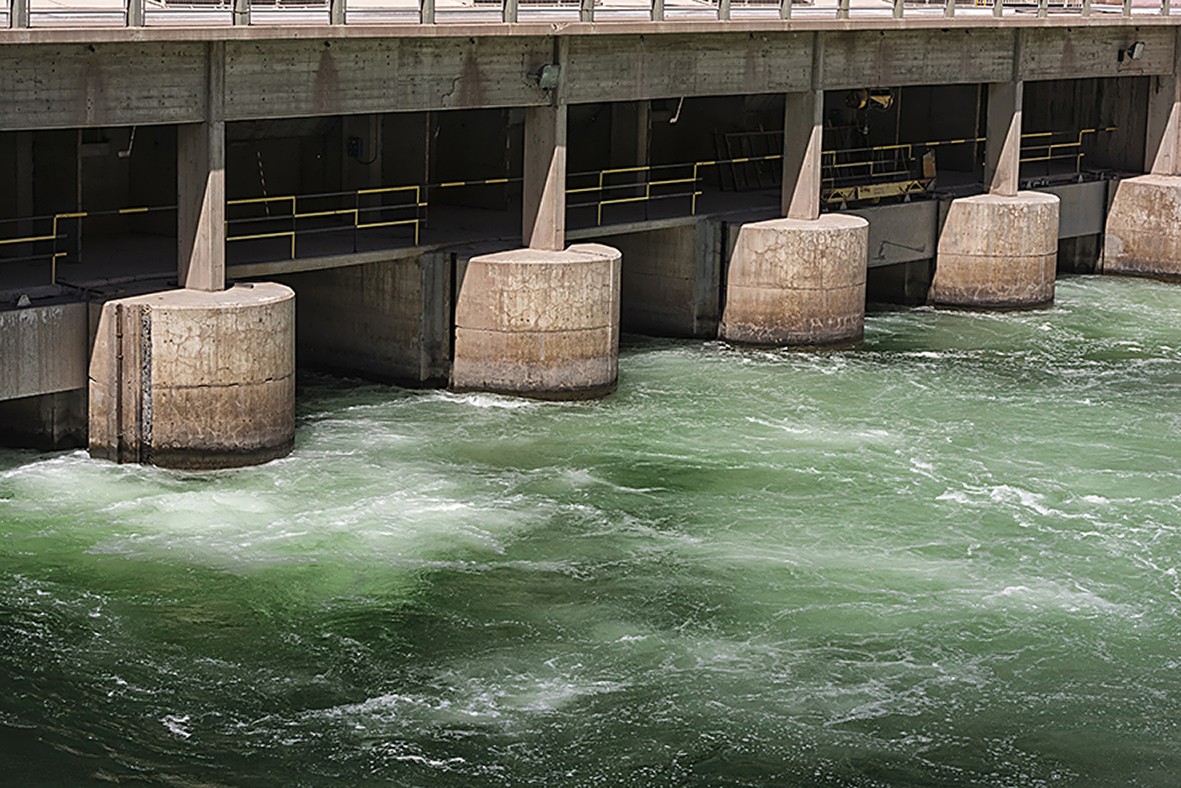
0, 302, 89, 401
584, 219, 722, 338
847, 201, 939, 269
0, 390, 87, 450
273, 252, 451, 386
1038, 180, 1109, 239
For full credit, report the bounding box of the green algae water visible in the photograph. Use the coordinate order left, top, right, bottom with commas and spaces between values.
3, 275, 1181, 786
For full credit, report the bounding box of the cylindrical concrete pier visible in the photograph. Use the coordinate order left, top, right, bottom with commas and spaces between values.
720, 214, 868, 346
930, 191, 1059, 309
89, 283, 296, 470
452, 243, 621, 399
1102, 175, 1181, 278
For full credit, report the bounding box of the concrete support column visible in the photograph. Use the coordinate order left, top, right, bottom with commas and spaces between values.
721, 52, 870, 347
985, 81, 1022, 197
522, 105, 567, 252
782, 88, 823, 221
932, 79, 1060, 308
178, 43, 226, 292
1103, 36, 1181, 277
452, 243, 621, 399
9, 0, 30, 28
89, 284, 296, 469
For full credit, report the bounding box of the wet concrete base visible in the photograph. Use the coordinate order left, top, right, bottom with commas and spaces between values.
1102, 175, 1181, 278
720, 215, 869, 347
88, 283, 296, 470
931, 191, 1059, 309
451, 244, 622, 400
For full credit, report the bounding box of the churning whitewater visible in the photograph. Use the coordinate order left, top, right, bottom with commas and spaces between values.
2, 275, 1180, 786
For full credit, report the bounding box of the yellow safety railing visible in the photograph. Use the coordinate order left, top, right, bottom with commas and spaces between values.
0, 205, 174, 285
567, 163, 701, 226
1020, 126, 1118, 172
568, 127, 1117, 224
226, 185, 426, 259
225, 176, 519, 259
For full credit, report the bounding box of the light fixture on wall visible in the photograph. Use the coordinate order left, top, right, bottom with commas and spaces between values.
1119, 41, 1146, 63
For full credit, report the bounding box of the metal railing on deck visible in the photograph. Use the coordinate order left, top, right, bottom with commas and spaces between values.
567, 127, 1117, 223
0, 205, 175, 285
225, 175, 519, 259
3, 0, 1175, 30
226, 185, 427, 259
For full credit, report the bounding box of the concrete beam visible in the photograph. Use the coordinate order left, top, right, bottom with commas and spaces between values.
523, 104, 567, 252
562, 33, 812, 103
820, 29, 1013, 89
1018, 26, 1175, 81
223, 37, 553, 120
985, 81, 1022, 197
178, 43, 226, 292
1146, 31, 1181, 174
0, 43, 207, 130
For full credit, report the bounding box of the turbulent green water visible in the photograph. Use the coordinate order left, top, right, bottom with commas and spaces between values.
3, 275, 1181, 786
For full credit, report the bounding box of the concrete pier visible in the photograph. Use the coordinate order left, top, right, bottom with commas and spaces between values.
452, 244, 621, 399
930, 192, 1060, 309
88, 283, 296, 469
721, 215, 869, 346
720, 79, 869, 347
1105, 37, 1181, 278
933, 80, 1060, 308
1104, 176, 1181, 278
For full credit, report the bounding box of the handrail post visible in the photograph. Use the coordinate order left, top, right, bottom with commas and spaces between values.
503, 0, 518, 22
580, 0, 593, 21
126, 0, 144, 26
892, 0, 903, 17
837, 0, 849, 18
10, 0, 30, 28
944, 0, 954, 17
420, 0, 435, 23
329, 0, 345, 24
232, 0, 250, 26
718, 0, 730, 19
1122, 0, 1131, 14
1164, 0, 1170, 15
1082, 0, 1091, 15
1037, 0, 1047, 17
651, 0, 664, 19
992, 0, 1002, 17
779, 0, 790, 18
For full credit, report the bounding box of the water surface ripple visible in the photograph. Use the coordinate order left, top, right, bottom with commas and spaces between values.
2, 275, 1180, 786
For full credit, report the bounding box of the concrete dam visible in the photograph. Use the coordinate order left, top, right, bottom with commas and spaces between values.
3, 5, 1181, 468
